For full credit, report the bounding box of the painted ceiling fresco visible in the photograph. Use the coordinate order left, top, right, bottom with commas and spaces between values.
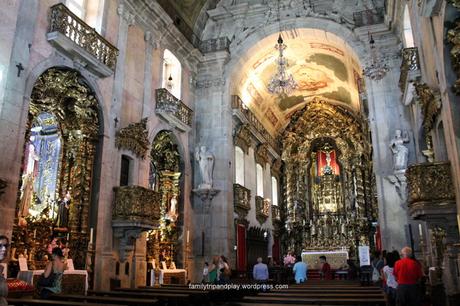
237, 29, 362, 136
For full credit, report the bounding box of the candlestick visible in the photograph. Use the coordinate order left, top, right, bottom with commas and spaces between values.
89, 228, 94, 244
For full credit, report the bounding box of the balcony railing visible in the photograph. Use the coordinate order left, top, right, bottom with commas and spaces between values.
48, 3, 118, 75
231, 95, 280, 152
399, 48, 420, 90
200, 37, 230, 53
353, 7, 385, 27
155, 88, 193, 132
112, 186, 161, 226
255, 196, 270, 224
406, 162, 456, 218
233, 184, 251, 217
272, 205, 281, 221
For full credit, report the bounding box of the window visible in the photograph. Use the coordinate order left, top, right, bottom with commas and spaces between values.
271, 176, 278, 206
256, 163, 264, 197
120, 155, 131, 186
235, 146, 245, 185
162, 49, 182, 99
66, 0, 105, 32
403, 5, 415, 48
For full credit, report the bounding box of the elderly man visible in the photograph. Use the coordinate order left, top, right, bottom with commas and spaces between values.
253, 257, 269, 283
393, 247, 423, 306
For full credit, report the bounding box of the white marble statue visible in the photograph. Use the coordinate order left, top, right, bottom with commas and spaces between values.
195, 146, 215, 189
390, 130, 410, 172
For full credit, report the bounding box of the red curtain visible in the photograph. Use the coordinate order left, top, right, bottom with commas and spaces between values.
237, 224, 246, 272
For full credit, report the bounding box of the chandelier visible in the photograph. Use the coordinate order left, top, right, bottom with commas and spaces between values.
267, 34, 297, 95
363, 34, 389, 81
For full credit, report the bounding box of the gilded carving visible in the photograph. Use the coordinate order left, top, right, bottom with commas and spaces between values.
255, 143, 270, 166
255, 196, 269, 224
406, 162, 455, 206
115, 118, 149, 159
112, 185, 161, 226
233, 183, 251, 219
447, 17, 460, 94
399, 47, 420, 90
414, 83, 441, 134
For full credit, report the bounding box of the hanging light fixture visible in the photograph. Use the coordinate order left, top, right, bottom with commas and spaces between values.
267, 0, 297, 96
363, 33, 389, 81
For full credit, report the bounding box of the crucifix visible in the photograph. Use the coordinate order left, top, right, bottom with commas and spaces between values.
16, 63, 24, 77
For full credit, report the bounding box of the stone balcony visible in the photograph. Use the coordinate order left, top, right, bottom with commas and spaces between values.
231, 95, 280, 154
255, 196, 270, 224
155, 88, 193, 132
399, 47, 421, 105
112, 185, 161, 260
233, 183, 251, 219
406, 162, 456, 219
47, 3, 118, 77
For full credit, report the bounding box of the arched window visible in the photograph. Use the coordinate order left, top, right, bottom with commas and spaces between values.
256, 163, 264, 197
66, 0, 105, 32
271, 176, 278, 206
403, 5, 415, 48
235, 146, 245, 185
162, 49, 182, 99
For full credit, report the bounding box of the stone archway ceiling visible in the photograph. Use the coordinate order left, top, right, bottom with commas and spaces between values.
236, 29, 363, 136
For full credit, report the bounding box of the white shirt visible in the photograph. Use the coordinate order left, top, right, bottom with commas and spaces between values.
383, 265, 398, 289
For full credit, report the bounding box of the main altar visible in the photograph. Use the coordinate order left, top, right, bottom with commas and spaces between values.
301, 250, 348, 270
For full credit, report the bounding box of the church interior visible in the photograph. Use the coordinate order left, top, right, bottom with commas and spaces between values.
0, 0, 460, 305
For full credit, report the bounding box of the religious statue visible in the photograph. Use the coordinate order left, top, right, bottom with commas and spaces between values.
55, 191, 71, 228
389, 130, 409, 172
18, 174, 34, 225
167, 195, 178, 222
195, 146, 214, 189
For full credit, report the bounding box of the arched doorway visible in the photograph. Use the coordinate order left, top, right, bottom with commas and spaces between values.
146, 130, 183, 270
12, 68, 101, 269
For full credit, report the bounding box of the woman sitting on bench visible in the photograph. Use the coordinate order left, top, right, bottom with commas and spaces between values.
37, 247, 65, 298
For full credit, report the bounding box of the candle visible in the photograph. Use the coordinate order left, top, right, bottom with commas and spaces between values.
419, 224, 423, 237
90, 228, 94, 244
33, 229, 36, 239
186, 230, 190, 244
67, 233, 70, 241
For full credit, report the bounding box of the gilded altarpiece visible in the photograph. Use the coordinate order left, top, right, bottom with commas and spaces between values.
281, 99, 377, 256
146, 131, 182, 269
12, 68, 100, 271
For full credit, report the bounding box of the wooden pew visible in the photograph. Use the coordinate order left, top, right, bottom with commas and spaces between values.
49, 294, 158, 306
88, 290, 189, 306
242, 295, 386, 305
7, 298, 125, 306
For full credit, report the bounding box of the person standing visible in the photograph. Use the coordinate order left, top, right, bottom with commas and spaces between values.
393, 247, 423, 306
0, 235, 9, 306
382, 252, 398, 306
253, 257, 269, 283
202, 262, 209, 283
293, 255, 308, 284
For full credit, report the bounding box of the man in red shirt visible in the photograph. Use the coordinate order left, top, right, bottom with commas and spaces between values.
393, 247, 423, 306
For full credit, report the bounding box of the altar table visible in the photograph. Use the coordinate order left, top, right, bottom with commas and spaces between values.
301, 250, 348, 269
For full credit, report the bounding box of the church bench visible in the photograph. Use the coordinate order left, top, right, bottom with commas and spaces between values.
49, 294, 159, 305
242, 296, 386, 305
88, 290, 189, 306
7, 297, 125, 306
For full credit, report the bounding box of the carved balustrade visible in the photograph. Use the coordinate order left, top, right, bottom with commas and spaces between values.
155, 88, 193, 132
231, 95, 280, 153
353, 7, 385, 27
406, 162, 456, 219
48, 3, 118, 76
233, 184, 251, 218
399, 47, 421, 91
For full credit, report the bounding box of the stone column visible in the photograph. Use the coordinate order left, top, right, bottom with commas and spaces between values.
0, 1, 39, 237
193, 51, 233, 280
93, 2, 135, 290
